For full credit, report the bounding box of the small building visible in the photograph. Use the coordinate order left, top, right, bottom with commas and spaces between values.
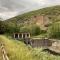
13, 32, 30, 39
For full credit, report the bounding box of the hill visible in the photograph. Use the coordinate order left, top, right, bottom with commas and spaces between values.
2, 5, 60, 37
5, 5, 60, 24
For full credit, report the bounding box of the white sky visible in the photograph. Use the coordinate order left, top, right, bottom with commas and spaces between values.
0, 0, 60, 20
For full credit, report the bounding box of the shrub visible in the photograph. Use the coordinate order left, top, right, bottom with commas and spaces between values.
5, 23, 20, 34
20, 25, 41, 36
0, 21, 6, 34
30, 25, 41, 36
48, 22, 60, 39
20, 27, 30, 33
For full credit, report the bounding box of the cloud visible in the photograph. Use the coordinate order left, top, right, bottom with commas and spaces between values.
0, 11, 18, 20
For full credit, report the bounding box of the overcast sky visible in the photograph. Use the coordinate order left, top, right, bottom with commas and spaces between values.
0, 0, 60, 20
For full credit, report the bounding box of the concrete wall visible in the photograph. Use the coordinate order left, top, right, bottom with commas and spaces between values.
31, 39, 52, 48
24, 38, 52, 48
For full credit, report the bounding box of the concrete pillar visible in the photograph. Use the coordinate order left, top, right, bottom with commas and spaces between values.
25, 33, 27, 38
18, 34, 20, 38
22, 33, 23, 38
14, 34, 15, 38
29, 34, 30, 38
30, 41, 32, 46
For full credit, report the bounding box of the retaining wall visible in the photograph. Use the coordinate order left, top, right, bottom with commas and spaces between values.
24, 38, 53, 48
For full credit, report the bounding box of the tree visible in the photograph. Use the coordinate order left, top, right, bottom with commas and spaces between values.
48, 22, 60, 39
20, 25, 41, 36
30, 25, 41, 36
0, 21, 5, 34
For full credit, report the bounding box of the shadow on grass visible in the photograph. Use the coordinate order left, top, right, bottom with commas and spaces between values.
43, 49, 60, 56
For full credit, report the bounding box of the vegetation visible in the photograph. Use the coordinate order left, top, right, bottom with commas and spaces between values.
48, 22, 60, 39
0, 35, 34, 60
2, 5, 60, 37
0, 5, 60, 38
0, 21, 20, 34
0, 21, 6, 34
1, 5, 60, 60
0, 21, 42, 36
5, 5, 60, 24
20, 25, 41, 36
0, 35, 60, 60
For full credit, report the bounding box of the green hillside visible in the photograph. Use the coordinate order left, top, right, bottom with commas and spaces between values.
5, 5, 60, 24
2, 5, 60, 38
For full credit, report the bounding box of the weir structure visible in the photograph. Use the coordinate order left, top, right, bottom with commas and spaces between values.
13, 32, 30, 39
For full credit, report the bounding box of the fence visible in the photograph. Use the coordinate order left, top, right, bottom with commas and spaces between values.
1, 43, 9, 60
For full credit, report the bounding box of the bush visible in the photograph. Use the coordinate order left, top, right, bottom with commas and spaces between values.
20, 27, 30, 33
0, 21, 6, 34
5, 23, 20, 34
20, 25, 41, 36
30, 25, 41, 36
48, 22, 60, 39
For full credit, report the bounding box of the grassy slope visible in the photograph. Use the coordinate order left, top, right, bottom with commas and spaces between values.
0, 35, 35, 60
0, 35, 60, 60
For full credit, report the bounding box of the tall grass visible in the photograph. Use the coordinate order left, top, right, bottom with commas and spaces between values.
0, 35, 35, 60
0, 35, 60, 60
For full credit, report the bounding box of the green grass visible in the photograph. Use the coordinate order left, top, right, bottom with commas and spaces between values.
32, 33, 48, 39
0, 35, 35, 60
0, 35, 60, 60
